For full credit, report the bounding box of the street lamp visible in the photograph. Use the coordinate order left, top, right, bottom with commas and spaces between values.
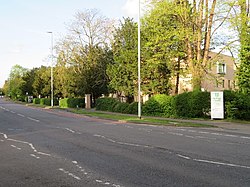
138, 0, 141, 119
47, 31, 54, 107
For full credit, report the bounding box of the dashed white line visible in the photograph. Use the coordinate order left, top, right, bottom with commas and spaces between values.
193, 159, 250, 169
11, 145, 21, 150
177, 154, 191, 160
10, 111, 16, 114
17, 113, 25, 117
27, 117, 40, 122
7, 138, 51, 157
94, 134, 151, 148
30, 154, 40, 159
58, 168, 81, 181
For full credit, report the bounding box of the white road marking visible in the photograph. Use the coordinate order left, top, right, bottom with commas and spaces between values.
0, 133, 8, 139
17, 113, 25, 117
94, 134, 151, 148
27, 117, 40, 122
168, 132, 183, 136
10, 111, 16, 114
58, 168, 81, 181
11, 145, 21, 150
7, 138, 51, 157
30, 154, 40, 159
65, 128, 76, 133
72, 161, 78, 164
0, 139, 4, 142
193, 159, 250, 169
177, 154, 191, 160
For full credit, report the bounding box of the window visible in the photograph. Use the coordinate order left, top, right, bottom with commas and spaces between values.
228, 80, 231, 89
217, 62, 226, 74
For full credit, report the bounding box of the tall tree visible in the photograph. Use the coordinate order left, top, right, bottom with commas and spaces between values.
55, 9, 113, 99
107, 18, 138, 100
142, 0, 187, 94
237, 0, 250, 93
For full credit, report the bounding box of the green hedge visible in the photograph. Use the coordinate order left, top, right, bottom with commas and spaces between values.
225, 92, 250, 120
143, 94, 174, 117
59, 98, 85, 108
40, 98, 51, 106
95, 91, 250, 121
96, 97, 138, 114
33, 98, 59, 106
96, 98, 119, 111
33, 98, 40, 104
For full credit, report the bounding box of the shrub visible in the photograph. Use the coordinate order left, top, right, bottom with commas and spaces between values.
173, 91, 210, 118
33, 98, 40, 104
124, 102, 138, 114
113, 102, 129, 113
40, 98, 51, 106
143, 94, 174, 117
96, 97, 119, 111
59, 98, 85, 108
225, 93, 250, 120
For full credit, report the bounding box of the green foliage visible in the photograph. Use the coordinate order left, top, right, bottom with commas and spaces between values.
107, 18, 138, 97
95, 97, 138, 114
143, 94, 174, 117
124, 102, 138, 115
40, 98, 51, 106
173, 91, 210, 118
225, 92, 250, 120
96, 97, 119, 111
113, 102, 130, 113
33, 98, 40, 104
59, 98, 85, 108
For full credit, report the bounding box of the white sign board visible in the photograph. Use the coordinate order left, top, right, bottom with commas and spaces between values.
211, 91, 224, 119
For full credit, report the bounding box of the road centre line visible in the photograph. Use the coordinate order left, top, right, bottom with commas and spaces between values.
17, 113, 25, 117
27, 117, 40, 122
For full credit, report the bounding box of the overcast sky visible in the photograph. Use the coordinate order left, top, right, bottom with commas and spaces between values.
0, 0, 140, 87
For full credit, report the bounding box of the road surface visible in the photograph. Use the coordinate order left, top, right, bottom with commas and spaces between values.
0, 98, 249, 186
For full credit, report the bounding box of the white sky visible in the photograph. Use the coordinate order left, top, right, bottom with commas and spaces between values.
0, 0, 141, 87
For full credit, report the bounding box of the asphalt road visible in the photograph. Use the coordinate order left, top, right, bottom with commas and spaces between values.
0, 98, 250, 187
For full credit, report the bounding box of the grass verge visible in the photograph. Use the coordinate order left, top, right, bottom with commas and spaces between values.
69, 109, 214, 128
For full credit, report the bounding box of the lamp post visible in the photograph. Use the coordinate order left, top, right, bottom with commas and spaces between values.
47, 31, 54, 107
138, 0, 141, 119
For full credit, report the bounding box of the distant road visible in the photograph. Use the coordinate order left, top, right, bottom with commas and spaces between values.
0, 98, 250, 187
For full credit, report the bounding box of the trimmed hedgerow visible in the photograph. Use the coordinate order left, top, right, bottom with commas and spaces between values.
59, 98, 85, 108
40, 98, 51, 106
95, 97, 119, 111
33, 98, 40, 104
225, 92, 250, 120
143, 94, 174, 117
173, 91, 210, 118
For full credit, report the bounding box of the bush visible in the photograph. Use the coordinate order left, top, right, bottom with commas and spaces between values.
225, 93, 250, 120
143, 94, 174, 117
59, 98, 85, 108
96, 97, 119, 111
113, 102, 130, 113
40, 98, 51, 106
124, 102, 138, 114
33, 98, 40, 104
173, 91, 210, 118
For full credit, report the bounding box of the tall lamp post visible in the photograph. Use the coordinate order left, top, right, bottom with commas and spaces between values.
47, 31, 54, 107
138, 0, 141, 119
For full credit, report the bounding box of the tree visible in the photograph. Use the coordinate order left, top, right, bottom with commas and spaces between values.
237, 0, 250, 93
107, 18, 138, 101
55, 9, 113, 99
7, 65, 28, 99
142, 0, 187, 94
32, 66, 51, 98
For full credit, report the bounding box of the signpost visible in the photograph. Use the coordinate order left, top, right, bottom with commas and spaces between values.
211, 91, 224, 119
